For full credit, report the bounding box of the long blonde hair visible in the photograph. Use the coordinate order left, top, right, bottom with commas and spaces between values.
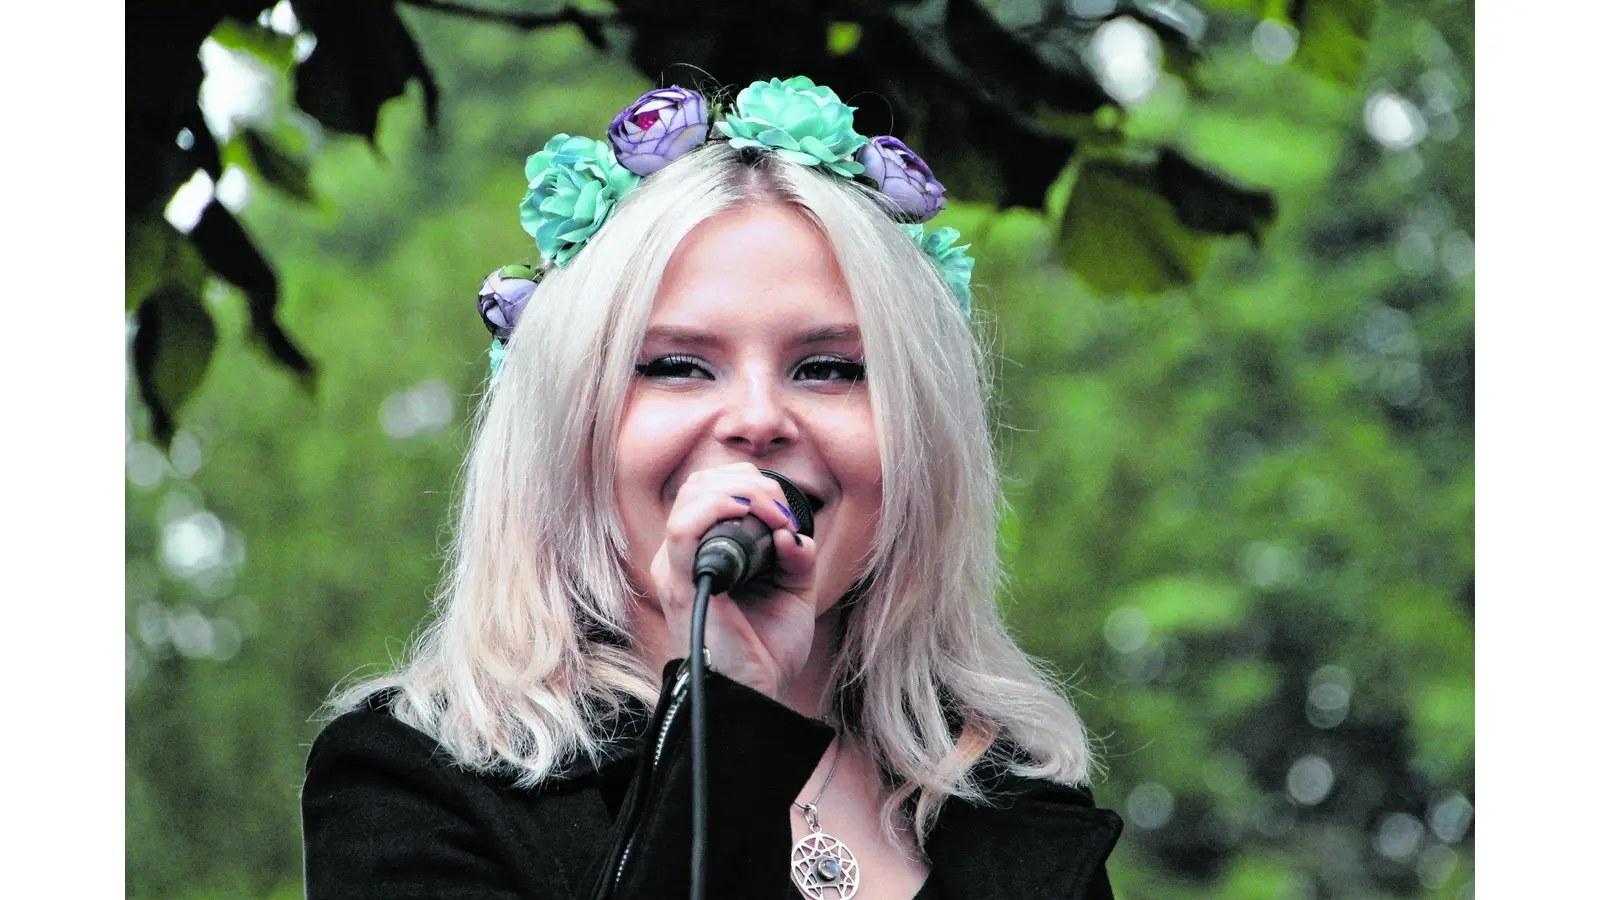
331, 142, 1091, 843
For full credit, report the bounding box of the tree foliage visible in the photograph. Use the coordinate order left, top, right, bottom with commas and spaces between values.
125, 0, 1378, 443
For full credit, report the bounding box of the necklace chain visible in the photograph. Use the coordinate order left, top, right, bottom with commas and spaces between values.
795, 737, 843, 814
789, 737, 860, 898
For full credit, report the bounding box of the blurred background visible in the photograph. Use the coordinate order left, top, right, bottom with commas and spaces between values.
124, 1, 1473, 897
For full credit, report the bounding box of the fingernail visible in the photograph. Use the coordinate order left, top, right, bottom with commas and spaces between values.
775, 500, 798, 530
793, 532, 804, 547
732, 495, 752, 506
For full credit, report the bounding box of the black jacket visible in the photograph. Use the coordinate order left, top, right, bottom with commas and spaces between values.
302, 661, 1122, 899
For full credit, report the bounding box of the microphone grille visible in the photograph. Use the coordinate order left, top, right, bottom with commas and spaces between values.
758, 469, 814, 538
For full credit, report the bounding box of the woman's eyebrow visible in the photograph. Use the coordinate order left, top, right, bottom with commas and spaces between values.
641, 325, 721, 347
792, 324, 861, 346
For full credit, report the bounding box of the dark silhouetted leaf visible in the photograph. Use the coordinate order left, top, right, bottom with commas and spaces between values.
294, 0, 439, 141
1155, 147, 1277, 245
132, 285, 217, 447
945, 0, 1112, 115
240, 129, 316, 203
189, 204, 315, 381
1058, 158, 1213, 294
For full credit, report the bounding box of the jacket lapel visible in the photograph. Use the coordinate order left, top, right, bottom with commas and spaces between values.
926, 781, 1123, 900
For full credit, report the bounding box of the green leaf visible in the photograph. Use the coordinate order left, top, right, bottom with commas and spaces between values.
239, 129, 316, 203
1057, 157, 1213, 294
1205, 0, 1380, 86
210, 16, 297, 72
189, 203, 316, 382
827, 21, 863, 56
131, 285, 217, 447
126, 218, 208, 313
1056, 146, 1277, 293
292, 0, 439, 141
1119, 576, 1245, 634
1295, 0, 1380, 86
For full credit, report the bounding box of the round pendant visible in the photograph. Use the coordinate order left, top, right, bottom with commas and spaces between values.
790, 832, 860, 899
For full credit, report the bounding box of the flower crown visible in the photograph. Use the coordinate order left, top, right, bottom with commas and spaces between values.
477, 76, 975, 376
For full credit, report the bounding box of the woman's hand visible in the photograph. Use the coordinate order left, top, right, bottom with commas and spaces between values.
649, 463, 820, 700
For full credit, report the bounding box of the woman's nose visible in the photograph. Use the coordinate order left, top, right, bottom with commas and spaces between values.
712, 369, 796, 455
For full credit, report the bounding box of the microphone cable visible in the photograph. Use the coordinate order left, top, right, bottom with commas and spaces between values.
686, 470, 813, 900
688, 572, 714, 900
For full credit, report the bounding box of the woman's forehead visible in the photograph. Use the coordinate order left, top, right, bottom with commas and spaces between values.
647, 204, 855, 332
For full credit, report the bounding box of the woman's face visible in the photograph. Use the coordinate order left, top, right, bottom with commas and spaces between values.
615, 202, 882, 615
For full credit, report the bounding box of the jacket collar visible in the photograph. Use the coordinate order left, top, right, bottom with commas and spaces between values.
547, 687, 1123, 899
926, 775, 1122, 899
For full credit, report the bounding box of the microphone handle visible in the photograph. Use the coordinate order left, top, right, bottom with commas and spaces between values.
690, 470, 811, 595
693, 516, 774, 595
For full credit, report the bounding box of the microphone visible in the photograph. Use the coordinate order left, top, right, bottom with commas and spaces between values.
692, 469, 815, 594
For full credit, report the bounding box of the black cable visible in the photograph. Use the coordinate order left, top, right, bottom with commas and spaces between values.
688, 572, 714, 900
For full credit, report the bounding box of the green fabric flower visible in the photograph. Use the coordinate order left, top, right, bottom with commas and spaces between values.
520, 134, 641, 267
488, 339, 508, 384
901, 223, 975, 317
716, 76, 868, 178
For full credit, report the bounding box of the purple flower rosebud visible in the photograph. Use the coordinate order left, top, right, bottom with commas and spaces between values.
478, 265, 539, 342
608, 86, 711, 176
858, 136, 946, 223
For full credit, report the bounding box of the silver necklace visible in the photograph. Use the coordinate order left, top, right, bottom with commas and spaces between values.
790, 738, 861, 899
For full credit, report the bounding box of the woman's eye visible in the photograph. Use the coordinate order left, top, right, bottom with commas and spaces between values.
794, 356, 866, 384
634, 355, 711, 380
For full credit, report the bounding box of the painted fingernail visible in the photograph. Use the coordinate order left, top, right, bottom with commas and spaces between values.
731, 495, 752, 506
793, 532, 804, 547
775, 500, 798, 530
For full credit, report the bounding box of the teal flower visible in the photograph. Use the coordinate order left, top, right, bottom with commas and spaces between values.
716, 76, 868, 178
488, 339, 508, 384
520, 134, 641, 267
901, 224, 975, 317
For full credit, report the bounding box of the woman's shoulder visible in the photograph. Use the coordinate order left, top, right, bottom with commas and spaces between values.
306, 689, 444, 773
301, 688, 530, 810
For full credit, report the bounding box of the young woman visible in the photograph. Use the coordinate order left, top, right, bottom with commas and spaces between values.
302, 79, 1121, 900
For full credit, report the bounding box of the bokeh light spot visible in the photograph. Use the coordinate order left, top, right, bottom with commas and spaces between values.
1440, 231, 1474, 278
1429, 793, 1474, 843
1103, 606, 1151, 653
170, 432, 204, 478
215, 164, 253, 213
1365, 91, 1428, 150
1286, 754, 1334, 806
127, 442, 168, 489
163, 511, 227, 579
1239, 540, 1303, 589
1127, 782, 1175, 830
163, 169, 215, 234
1307, 682, 1350, 729
381, 379, 456, 439
1374, 811, 1425, 861
266, 0, 300, 35
1251, 20, 1297, 65
1416, 843, 1459, 890
1395, 225, 1437, 275
1089, 17, 1162, 107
